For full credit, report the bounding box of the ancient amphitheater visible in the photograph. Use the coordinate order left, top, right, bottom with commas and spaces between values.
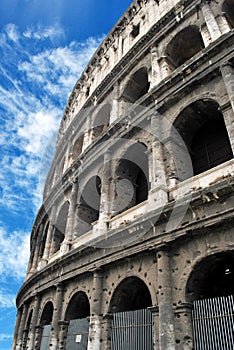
13, 0, 234, 349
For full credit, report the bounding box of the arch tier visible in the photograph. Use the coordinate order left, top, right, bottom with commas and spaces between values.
13, 0, 234, 349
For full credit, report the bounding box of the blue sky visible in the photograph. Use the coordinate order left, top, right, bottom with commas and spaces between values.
0, 1, 132, 348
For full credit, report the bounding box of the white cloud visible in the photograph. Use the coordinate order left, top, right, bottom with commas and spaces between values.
0, 291, 15, 309
23, 23, 65, 42
0, 23, 103, 213
5, 24, 19, 43
0, 227, 30, 281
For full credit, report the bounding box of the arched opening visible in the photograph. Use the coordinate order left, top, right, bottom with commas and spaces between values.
91, 104, 110, 141
109, 277, 153, 349
186, 252, 234, 302
23, 309, 33, 349
65, 292, 90, 321
114, 142, 149, 215
109, 276, 152, 313
39, 222, 49, 259
173, 99, 233, 178
65, 292, 90, 349
222, 0, 234, 28
187, 252, 234, 349
122, 67, 150, 103
72, 134, 84, 159
52, 202, 69, 254
165, 26, 204, 70
40, 301, 53, 326
39, 302, 54, 350
75, 176, 101, 236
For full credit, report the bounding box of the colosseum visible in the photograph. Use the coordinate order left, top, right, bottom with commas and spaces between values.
13, 0, 234, 349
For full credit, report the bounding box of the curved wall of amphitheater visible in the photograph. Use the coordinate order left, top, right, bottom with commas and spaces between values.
13, 0, 234, 349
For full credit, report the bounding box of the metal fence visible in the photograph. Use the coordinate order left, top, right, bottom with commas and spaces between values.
111, 308, 153, 350
66, 318, 89, 350
192, 295, 234, 350
40, 325, 51, 350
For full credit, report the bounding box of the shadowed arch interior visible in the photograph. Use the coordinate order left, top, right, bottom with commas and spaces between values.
173, 99, 233, 177
52, 201, 69, 254
40, 301, 54, 326
186, 252, 234, 302
122, 67, 150, 103
109, 277, 152, 313
222, 0, 234, 28
65, 292, 90, 321
165, 26, 204, 70
75, 176, 101, 236
91, 104, 111, 140
114, 142, 149, 214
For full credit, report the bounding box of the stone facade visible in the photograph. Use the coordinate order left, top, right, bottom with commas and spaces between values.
13, 0, 234, 349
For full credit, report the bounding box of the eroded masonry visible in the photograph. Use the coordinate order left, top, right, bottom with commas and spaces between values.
13, 0, 234, 349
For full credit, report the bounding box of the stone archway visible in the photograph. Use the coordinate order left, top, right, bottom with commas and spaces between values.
109, 277, 153, 350
165, 25, 204, 70
65, 292, 90, 350
173, 99, 233, 179
186, 252, 234, 350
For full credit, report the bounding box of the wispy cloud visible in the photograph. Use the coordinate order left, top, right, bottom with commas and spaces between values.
0, 227, 30, 281
0, 23, 103, 213
23, 23, 65, 43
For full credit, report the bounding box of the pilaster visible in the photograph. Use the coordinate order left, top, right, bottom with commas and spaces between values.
88, 269, 104, 350
50, 283, 65, 350
220, 62, 234, 154
27, 294, 41, 350
201, 1, 221, 42
15, 303, 29, 350
157, 248, 175, 350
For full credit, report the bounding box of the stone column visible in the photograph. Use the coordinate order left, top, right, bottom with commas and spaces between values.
98, 152, 112, 233
61, 178, 79, 253
110, 84, 120, 124
88, 269, 103, 350
40, 207, 56, 267
174, 303, 193, 349
149, 306, 159, 350
158, 56, 171, 79
27, 294, 41, 350
34, 325, 43, 350
12, 309, 23, 350
148, 112, 168, 208
150, 47, 162, 89
15, 303, 29, 350
82, 114, 92, 151
220, 62, 234, 154
58, 321, 69, 350
100, 314, 113, 350
217, 14, 231, 34
30, 224, 43, 274
201, 1, 221, 42
157, 249, 175, 350
50, 283, 65, 350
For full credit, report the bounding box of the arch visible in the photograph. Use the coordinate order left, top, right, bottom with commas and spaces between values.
39, 221, 49, 259
186, 251, 234, 302
222, 0, 234, 28
40, 301, 54, 326
76, 176, 101, 236
122, 67, 150, 103
165, 26, 204, 70
109, 276, 152, 313
91, 103, 111, 141
52, 202, 69, 254
72, 134, 84, 159
173, 99, 233, 177
114, 142, 149, 214
65, 291, 90, 321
